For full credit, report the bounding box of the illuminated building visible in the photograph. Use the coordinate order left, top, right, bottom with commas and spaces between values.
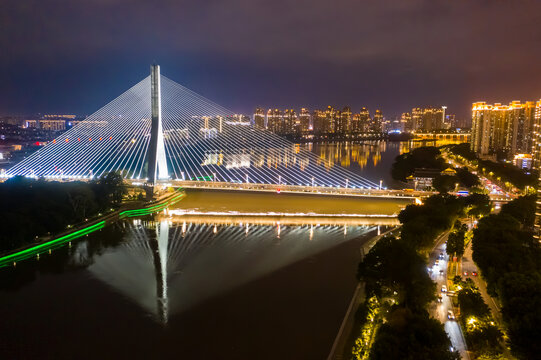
351, 113, 361, 132
471, 101, 536, 158
253, 108, 266, 129
513, 154, 533, 169
312, 110, 327, 134
371, 109, 383, 132
359, 107, 370, 132
325, 106, 337, 133
412, 108, 423, 130
24, 119, 66, 130
409, 107, 445, 131
43, 114, 76, 119
401, 112, 412, 131
336, 106, 351, 134
283, 109, 297, 134
266, 109, 282, 134
298, 108, 311, 133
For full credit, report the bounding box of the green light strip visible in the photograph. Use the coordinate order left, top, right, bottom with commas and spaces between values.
0, 221, 105, 268
0, 189, 185, 268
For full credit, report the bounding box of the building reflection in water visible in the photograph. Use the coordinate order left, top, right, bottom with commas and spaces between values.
304, 141, 387, 170
77, 219, 377, 324
305, 140, 467, 171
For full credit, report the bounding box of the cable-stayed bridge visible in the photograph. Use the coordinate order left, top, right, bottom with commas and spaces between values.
4, 65, 383, 190
4, 66, 511, 201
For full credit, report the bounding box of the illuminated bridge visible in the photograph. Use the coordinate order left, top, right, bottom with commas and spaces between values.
5, 65, 384, 192
3, 66, 508, 202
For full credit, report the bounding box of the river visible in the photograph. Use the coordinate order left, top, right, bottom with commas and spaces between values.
0, 139, 463, 359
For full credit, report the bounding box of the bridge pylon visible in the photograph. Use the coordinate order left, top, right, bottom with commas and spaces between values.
147, 64, 169, 189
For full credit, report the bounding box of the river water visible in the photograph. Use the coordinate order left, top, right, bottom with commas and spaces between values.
0, 140, 461, 359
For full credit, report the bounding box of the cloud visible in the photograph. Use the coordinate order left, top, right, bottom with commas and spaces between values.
1, 0, 540, 115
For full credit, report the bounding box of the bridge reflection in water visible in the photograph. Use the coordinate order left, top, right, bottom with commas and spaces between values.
77, 219, 381, 324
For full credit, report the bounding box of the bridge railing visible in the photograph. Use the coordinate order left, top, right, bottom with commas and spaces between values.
128, 179, 433, 198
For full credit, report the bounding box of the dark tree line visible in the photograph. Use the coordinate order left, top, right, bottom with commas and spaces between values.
0, 173, 126, 252
391, 146, 482, 192
471, 195, 541, 359
391, 146, 445, 181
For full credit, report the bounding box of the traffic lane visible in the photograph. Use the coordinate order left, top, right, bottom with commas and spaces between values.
428, 234, 469, 359
445, 320, 467, 357
463, 243, 502, 323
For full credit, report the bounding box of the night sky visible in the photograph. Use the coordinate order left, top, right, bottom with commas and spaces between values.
1, 0, 540, 118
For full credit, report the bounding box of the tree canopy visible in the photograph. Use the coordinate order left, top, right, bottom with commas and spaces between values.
0, 173, 126, 252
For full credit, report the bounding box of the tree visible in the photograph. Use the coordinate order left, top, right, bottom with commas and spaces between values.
464, 193, 491, 218
357, 236, 436, 310
369, 308, 459, 360
433, 174, 458, 193
457, 288, 490, 319
499, 272, 541, 360
94, 171, 126, 208
447, 229, 465, 259
472, 213, 538, 295
391, 146, 445, 181
500, 194, 536, 227
456, 167, 480, 188
448, 143, 477, 162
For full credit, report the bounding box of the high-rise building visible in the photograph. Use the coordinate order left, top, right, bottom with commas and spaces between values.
471, 101, 537, 159
298, 108, 311, 133
411, 108, 423, 130
253, 108, 266, 130
336, 106, 351, 134
325, 106, 337, 133
312, 110, 327, 134
401, 112, 412, 131
420, 107, 442, 131
266, 109, 282, 134
371, 109, 383, 132
359, 107, 370, 132
409, 107, 446, 131
283, 109, 297, 135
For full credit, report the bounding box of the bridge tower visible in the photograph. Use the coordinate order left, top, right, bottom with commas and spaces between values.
147, 64, 169, 187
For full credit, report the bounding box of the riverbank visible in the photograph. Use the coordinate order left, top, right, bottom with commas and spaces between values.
327, 226, 402, 360
0, 189, 185, 268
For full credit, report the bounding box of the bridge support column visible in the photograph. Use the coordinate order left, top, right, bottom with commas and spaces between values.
147, 65, 168, 195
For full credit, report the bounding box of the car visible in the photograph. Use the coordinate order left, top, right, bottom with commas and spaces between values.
472, 271, 478, 276
463, 271, 468, 276
439, 269, 444, 275
447, 310, 455, 320
437, 295, 443, 302
435, 260, 440, 266
441, 285, 447, 292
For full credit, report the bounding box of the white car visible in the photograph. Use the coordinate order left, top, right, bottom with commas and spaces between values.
447, 310, 455, 320
441, 285, 447, 292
